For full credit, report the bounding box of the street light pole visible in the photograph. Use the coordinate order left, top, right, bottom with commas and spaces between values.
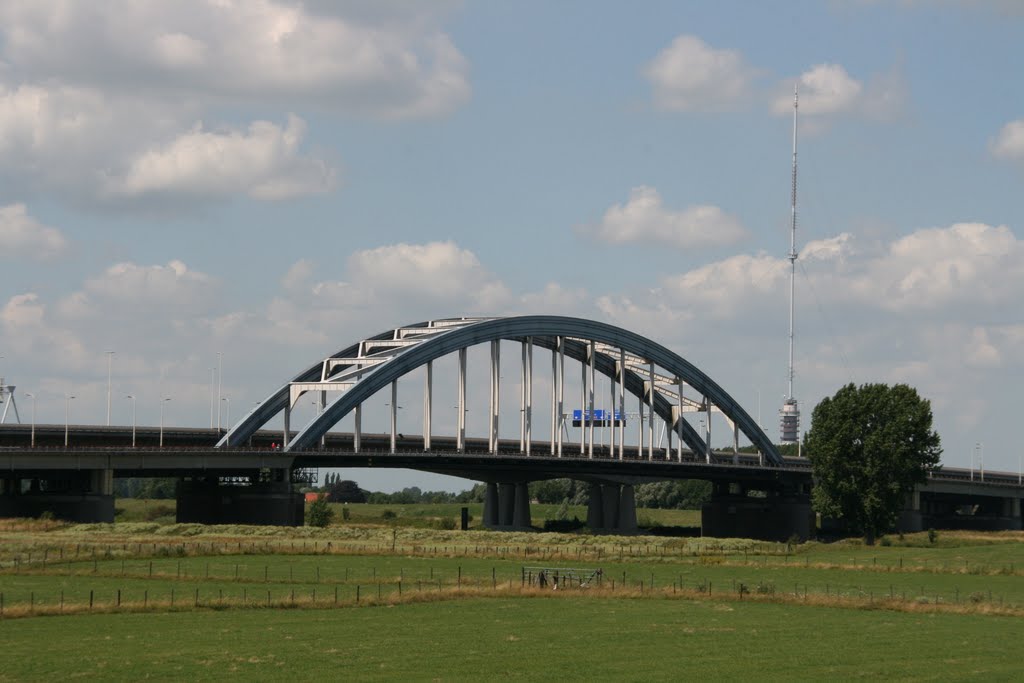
221, 396, 231, 432
64, 394, 75, 447
106, 351, 115, 426
216, 351, 223, 431
979, 441, 984, 482
25, 392, 36, 447
159, 397, 171, 448
209, 367, 215, 429
126, 395, 136, 447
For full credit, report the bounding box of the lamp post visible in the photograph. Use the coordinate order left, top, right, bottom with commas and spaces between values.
64, 394, 75, 447
221, 396, 231, 432
216, 351, 223, 431
209, 367, 215, 428
125, 395, 136, 447
105, 351, 115, 426
159, 397, 171, 448
979, 441, 984, 482
25, 392, 36, 447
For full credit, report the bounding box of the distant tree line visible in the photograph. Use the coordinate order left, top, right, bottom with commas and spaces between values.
114, 478, 176, 499
115, 473, 711, 511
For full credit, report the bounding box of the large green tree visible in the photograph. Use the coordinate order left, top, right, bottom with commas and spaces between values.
805, 383, 942, 544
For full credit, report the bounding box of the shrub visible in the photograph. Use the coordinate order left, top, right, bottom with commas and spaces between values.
341, 507, 351, 521
434, 517, 456, 530
144, 504, 175, 522
879, 536, 892, 547
927, 528, 938, 544
306, 494, 334, 528
381, 510, 397, 520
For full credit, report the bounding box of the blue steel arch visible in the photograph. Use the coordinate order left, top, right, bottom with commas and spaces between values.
219, 316, 782, 465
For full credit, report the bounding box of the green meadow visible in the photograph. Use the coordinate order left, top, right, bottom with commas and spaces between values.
2, 511, 1024, 680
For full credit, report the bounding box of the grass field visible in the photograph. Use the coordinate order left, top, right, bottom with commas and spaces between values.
2, 597, 1022, 680
3, 515, 1024, 680
112, 499, 703, 530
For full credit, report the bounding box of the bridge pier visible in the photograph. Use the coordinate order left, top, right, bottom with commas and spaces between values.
483, 481, 532, 530
701, 482, 814, 542
0, 470, 115, 522
585, 483, 638, 534
175, 472, 303, 526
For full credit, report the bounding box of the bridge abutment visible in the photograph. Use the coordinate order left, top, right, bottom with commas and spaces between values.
175, 473, 303, 526
0, 470, 115, 522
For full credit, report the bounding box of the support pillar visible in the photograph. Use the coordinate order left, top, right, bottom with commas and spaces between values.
423, 361, 432, 451
898, 488, 923, 533
587, 484, 604, 530
601, 484, 620, 531
484, 483, 500, 528
498, 483, 515, 527
354, 404, 362, 453
457, 348, 466, 452
617, 484, 638, 533
390, 380, 398, 453
283, 405, 291, 448
618, 349, 625, 460
513, 483, 532, 529
588, 340, 595, 459
647, 362, 655, 461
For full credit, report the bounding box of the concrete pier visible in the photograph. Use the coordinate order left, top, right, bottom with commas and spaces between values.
482, 481, 533, 530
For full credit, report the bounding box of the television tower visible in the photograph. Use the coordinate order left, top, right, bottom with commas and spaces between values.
780, 88, 800, 444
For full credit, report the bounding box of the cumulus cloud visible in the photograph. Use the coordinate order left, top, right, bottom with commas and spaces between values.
0, 203, 67, 258
774, 64, 862, 116
58, 260, 218, 319
579, 186, 748, 248
0, 0, 470, 119
105, 115, 335, 201
773, 63, 906, 121
849, 222, 1023, 312
0, 2, 467, 206
644, 35, 754, 112
991, 119, 1024, 161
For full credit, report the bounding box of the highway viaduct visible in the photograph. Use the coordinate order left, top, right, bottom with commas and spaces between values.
2, 316, 1021, 539
2, 424, 1021, 540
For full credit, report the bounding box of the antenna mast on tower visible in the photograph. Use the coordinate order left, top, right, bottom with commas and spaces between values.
780, 88, 800, 445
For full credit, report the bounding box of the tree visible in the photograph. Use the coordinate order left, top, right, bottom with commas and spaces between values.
325, 479, 367, 503
805, 383, 942, 544
306, 493, 334, 527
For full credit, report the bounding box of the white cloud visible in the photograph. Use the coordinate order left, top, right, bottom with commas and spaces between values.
0, 84, 188, 198
773, 63, 906, 121
0, 0, 470, 119
991, 119, 1024, 161
347, 241, 508, 305
849, 222, 1023, 311
579, 186, 748, 248
774, 64, 862, 116
58, 260, 218, 319
105, 115, 335, 201
0, 203, 67, 258
644, 35, 754, 112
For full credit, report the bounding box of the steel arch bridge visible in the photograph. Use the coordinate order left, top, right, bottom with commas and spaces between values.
219, 315, 782, 467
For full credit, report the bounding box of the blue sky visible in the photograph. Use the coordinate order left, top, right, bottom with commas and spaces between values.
1, 1, 1023, 491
